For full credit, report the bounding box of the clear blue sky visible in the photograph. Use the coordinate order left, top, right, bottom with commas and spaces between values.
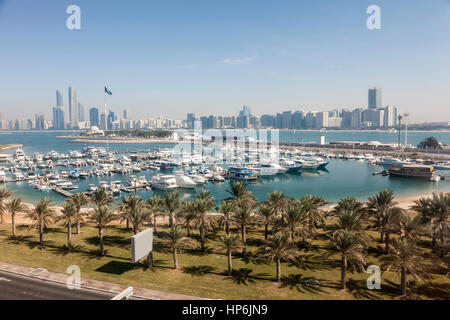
0, 0, 449, 122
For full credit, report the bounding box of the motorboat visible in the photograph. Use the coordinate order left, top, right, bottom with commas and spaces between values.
150, 175, 178, 191
173, 171, 197, 189
227, 167, 258, 180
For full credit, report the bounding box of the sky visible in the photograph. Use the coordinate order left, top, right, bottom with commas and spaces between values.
0, 0, 449, 123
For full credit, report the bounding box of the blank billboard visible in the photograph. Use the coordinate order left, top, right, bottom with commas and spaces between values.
131, 228, 153, 263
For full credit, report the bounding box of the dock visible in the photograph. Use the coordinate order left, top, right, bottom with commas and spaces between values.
49, 186, 74, 198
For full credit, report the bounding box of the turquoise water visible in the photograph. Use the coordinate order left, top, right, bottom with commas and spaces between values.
1, 131, 449, 205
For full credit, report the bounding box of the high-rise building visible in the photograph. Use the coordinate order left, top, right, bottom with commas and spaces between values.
239, 105, 251, 117
107, 111, 115, 130
68, 86, 78, 128
78, 103, 85, 122
89, 108, 99, 127
315, 111, 329, 129
186, 113, 195, 129
368, 87, 382, 109
351, 108, 363, 129
52, 107, 65, 130
383, 105, 397, 127
56, 90, 64, 107
123, 109, 129, 120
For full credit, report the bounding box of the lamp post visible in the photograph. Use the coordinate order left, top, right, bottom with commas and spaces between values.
403, 113, 409, 148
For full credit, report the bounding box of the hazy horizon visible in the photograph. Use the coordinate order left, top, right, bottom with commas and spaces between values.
0, 0, 449, 123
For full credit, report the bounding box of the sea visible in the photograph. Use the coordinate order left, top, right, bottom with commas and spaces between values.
0, 130, 449, 205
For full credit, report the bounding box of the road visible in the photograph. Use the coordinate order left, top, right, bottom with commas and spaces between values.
0, 270, 116, 300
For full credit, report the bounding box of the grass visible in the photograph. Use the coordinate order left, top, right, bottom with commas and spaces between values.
0, 221, 449, 300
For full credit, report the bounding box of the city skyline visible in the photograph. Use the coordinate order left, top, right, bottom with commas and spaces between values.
0, 1, 449, 122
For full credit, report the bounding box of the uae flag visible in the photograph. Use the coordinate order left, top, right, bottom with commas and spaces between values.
105, 86, 113, 95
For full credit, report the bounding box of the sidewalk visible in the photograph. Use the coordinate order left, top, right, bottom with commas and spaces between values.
0, 261, 209, 300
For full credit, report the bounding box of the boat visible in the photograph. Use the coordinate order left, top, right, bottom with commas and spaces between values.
227, 167, 258, 180
376, 157, 411, 167
150, 175, 178, 190
173, 172, 197, 189
251, 164, 279, 177
279, 159, 302, 172
389, 165, 436, 180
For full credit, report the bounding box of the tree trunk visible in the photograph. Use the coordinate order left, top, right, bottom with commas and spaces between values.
385, 232, 390, 254
39, 222, 44, 246
241, 224, 247, 257
187, 223, 191, 237
173, 247, 179, 269
227, 250, 233, 276
264, 223, 268, 241
99, 227, 104, 256
401, 264, 407, 296
0, 212, 4, 224
133, 225, 138, 235
76, 220, 81, 235
153, 216, 157, 233
341, 254, 347, 290
146, 251, 153, 268
200, 223, 205, 251
67, 223, 72, 251
380, 230, 384, 243
225, 220, 229, 235
126, 219, 129, 229
11, 212, 16, 237
276, 259, 281, 282
169, 213, 174, 227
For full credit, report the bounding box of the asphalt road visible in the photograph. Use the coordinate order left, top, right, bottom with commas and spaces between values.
0, 270, 116, 300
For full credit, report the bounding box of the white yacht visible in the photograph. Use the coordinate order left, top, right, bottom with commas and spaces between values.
376, 157, 411, 167
252, 164, 279, 176
173, 171, 197, 189
150, 175, 178, 191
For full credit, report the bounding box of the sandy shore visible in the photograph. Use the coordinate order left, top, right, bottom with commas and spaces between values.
0, 144, 23, 152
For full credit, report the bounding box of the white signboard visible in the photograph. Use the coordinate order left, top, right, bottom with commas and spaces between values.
131, 228, 153, 263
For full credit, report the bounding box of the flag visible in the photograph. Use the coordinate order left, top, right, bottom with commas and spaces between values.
105, 86, 112, 95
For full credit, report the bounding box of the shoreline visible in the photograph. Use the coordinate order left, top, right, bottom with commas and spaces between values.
0, 144, 23, 152
4, 188, 449, 225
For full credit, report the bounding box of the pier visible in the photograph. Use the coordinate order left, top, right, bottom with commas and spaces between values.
49, 186, 74, 198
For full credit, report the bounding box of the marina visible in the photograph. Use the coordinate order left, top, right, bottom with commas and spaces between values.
0, 131, 449, 205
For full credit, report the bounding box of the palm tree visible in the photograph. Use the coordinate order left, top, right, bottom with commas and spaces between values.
299, 195, 326, 236
219, 200, 235, 235
382, 207, 404, 254
68, 193, 89, 235
89, 206, 116, 256
226, 181, 256, 209
146, 195, 162, 233
163, 191, 181, 227
329, 204, 368, 243
381, 238, 428, 296
218, 234, 242, 276
162, 225, 189, 269
367, 189, 398, 243
55, 201, 77, 251
181, 200, 197, 237
91, 187, 114, 209
274, 201, 310, 244
266, 191, 287, 216
119, 195, 148, 235
332, 197, 365, 217
410, 192, 449, 248
194, 193, 216, 252
233, 205, 254, 256
5, 198, 26, 238
259, 233, 297, 282
391, 212, 425, 240
26, 198, 55, 246
328, 230, 367, 290
258, 203, 274, 241
0, 188, 13, 224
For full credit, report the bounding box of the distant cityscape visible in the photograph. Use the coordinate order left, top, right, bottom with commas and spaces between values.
0, 87, 449, 131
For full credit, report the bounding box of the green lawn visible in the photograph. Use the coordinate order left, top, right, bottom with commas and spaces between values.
0, 222, 448, 300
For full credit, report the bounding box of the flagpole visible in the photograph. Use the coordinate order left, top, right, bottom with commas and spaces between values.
104, 86, 109, 152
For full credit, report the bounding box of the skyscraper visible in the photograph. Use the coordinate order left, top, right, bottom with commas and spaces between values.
186, 113, 195, 129
368, 87, 382, 109
78, 103, 85, 122
52, 107, 65, 130
68, 86, 78, 128
384, 105, 397, 127
56, 90, 63, 107
89, 108, 99, 127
